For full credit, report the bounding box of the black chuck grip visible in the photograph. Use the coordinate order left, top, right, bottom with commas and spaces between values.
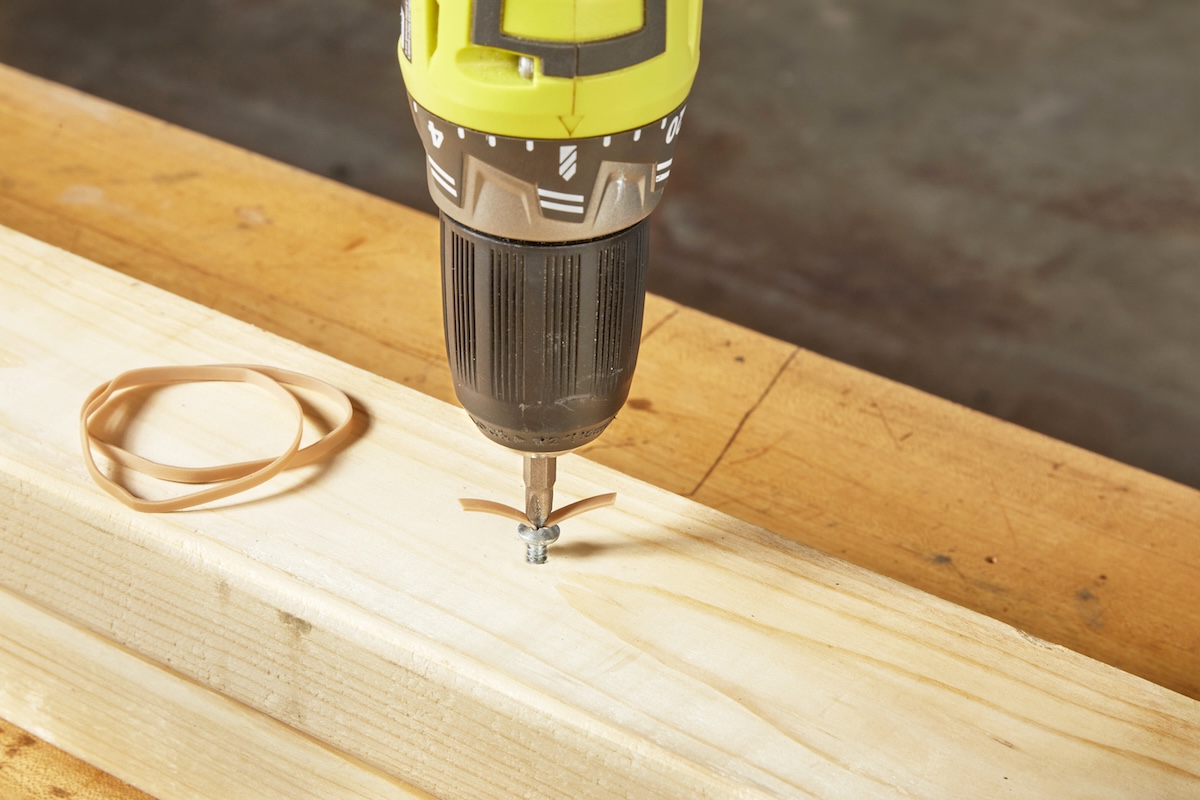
440, 214, 650, 454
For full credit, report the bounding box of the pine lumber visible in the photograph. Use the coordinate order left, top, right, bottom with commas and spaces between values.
2, 227, 1200, 798
0, 590, 425, 800
1, 64, 1198, 713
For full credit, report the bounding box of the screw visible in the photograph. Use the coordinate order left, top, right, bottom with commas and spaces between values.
517, 523, 560, 564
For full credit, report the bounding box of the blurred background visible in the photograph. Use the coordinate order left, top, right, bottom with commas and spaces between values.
3, 0, 1198, 488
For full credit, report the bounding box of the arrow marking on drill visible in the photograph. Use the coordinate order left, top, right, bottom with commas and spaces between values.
537, 188, 584, 215
559, 145, 578, 181
427, 156, 457, 198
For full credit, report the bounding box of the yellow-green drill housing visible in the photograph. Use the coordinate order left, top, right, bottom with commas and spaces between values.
398, 0, 702, 139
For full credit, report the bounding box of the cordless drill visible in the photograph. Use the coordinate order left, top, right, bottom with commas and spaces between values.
397, 0, 702, 557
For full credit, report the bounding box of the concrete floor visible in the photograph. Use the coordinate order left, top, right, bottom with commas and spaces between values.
3, 0, 1199, 488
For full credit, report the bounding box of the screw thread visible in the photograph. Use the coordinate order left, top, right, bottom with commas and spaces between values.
526, 543, 548, 564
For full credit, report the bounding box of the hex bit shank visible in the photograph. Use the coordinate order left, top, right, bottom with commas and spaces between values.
523, 455, 556, 529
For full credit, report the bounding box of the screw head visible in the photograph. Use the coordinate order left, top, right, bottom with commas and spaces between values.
517, 523, 561, 545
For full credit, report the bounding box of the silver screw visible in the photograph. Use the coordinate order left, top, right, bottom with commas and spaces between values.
517, 523, 560, 564
518, 55, 535, 81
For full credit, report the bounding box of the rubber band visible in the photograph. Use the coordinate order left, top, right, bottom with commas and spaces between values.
459, 492, 617, 527
80, 365, 354, 512
546, 493, 617, 526
458, 498, 529, 524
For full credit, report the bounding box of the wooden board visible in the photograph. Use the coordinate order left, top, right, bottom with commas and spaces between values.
0, 590, 425, 800
2, 65, 1198, 712
0, 717, 153, 800
2, 227, 1199, 798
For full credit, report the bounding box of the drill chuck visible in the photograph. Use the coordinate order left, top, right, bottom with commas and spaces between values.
442, 216, 649, 453
409, 95, 686, 455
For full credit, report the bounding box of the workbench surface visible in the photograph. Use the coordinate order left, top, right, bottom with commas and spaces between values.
2, 64, 1198, 799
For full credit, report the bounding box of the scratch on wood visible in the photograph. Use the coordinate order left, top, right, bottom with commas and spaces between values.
929, 552, 972, 586
988, 734, 1018, 750
1076, 587, 1105, 630
867, 400, 906, 451
639, 307, 680, 342
687, 348, 798, 497
990, 479, 1019, 550
726, 433, 789, 468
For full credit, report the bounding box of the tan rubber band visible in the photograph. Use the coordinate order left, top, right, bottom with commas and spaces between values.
459, 492, 617, 527
81, 365, 354, 513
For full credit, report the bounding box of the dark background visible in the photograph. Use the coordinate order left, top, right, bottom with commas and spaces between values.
3, 0, 1198, 487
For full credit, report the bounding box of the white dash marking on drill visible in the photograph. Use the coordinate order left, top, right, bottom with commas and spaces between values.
655, 159, 672, 187
427, 156, 457, 197
537, 188, 584, 202
538, 200, 585, 214
537, 187, 584, 214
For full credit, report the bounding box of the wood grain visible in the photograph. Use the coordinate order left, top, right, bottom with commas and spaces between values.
0, 590, 426, 800
2, 226, 1199, 798
2, 66, 1197, 702
693, 349, 1200, 697
2, 64, 1200, 796
0, 718, 152, 800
